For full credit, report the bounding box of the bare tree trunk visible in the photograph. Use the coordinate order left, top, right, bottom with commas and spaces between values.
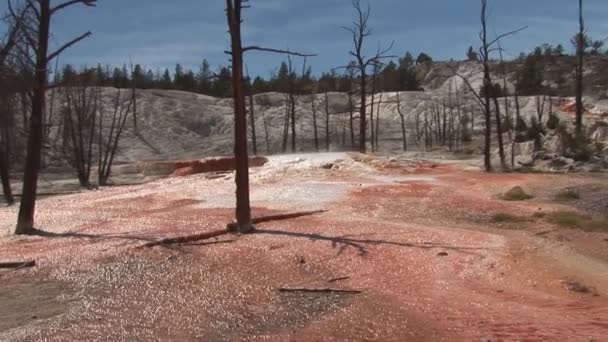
497, 41, 512, 142
131, 72, 137, 130
15, 1, 51, 234
15, 0, 95, 234
226, 0, 252, 233
290, 93, 296, 152
98, 89, 132, 186
535, 95, 546, 124
311, 95, 319, 151
396, 91, 407, 151
492, 95, 507, 169
261, 111, 271, 154
348, 92, 355, 147
281, 94, 290, 153
575, 0, 584, 135
480, 0, 493, 172
324, 91, 330, 151
415, 111, 421, 146
514, 91, 521, 121
65, 84, 98, 187
359, 72, 367, 153
0, 147, 13, 205
346, 0, 393, 153
375, 92, 382, 150
249, 94, 257, 155
369, 93, 375, 152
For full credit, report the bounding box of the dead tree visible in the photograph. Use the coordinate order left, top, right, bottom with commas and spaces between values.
535, 95, 547, 124
324, 91, 330, 151
343, 0, 394, 154
63, 77, 98, 187
129, 59, 138, 130
479, 0, 495, 170
0, 4, 29, 205
287, 55, 297, 152
451, 0, 524, 171
395, 91, 407, 151
248, 92, 257, 155
346, 63, 356, 147
261, 111, 271, 154
245, 66, 257, 155
15, 0, 96, 235
497, 39, 512, 142
0, 148, 12, 205
98, 88, 133, 186
347, 92, 355, 148
575, 0, 584, 135
375, 92, 382, 150
281, 93, 290, 153
311, 94, 319, 151
369, 65, 377, 152
225, 0, 314, 233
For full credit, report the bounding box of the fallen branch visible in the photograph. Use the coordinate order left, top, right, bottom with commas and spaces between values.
227, 210, 327, 231
143, 210, 328, 248
278, 287, 361, 294
142, 229, 231, 248
0, 260, 36, 269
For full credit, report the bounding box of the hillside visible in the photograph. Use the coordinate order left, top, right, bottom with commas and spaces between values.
4, 57, 606, 182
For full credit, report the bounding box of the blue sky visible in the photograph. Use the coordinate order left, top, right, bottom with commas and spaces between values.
6, 0, 608, 77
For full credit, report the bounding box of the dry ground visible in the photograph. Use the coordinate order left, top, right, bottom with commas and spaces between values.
0, 153, 607, 341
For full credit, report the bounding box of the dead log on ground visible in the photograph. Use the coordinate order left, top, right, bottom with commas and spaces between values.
0, 260, 36, 269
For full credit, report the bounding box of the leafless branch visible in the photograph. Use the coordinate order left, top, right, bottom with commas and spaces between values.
51, 0, 97, 14
47, 31, 92, 61
234, 46, 317, 57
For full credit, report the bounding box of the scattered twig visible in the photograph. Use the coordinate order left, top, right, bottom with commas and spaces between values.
534, 229, 555, 236
328, 276, 350, 283
278, 287, 362, 294
0, 260, 36, 269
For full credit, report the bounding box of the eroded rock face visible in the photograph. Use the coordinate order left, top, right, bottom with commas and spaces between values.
543, 134, 564, 155
590, 124, 608, 142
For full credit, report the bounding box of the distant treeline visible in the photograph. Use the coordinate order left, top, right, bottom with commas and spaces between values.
55, 39, 608, 98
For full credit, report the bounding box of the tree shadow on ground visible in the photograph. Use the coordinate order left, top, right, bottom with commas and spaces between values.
29, 228, 155, 243
27, 228, 187, 252
254, 228, 492, 257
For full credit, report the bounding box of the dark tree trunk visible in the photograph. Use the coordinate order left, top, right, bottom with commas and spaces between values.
375, 92, 381, 150
348, 92, 355, 147
514, 91, 521, 121
396, 92, 407, 151
261, 111, 271, 154
311, 95, 319, 151
16, 0, 51, 234
249, 94, 257, 155
480, 0, 493, 172
281, 94, 290, 153
290, 92, 296, 152
492, 95, 507, 169
0, 147, 13, 205
324, 91, 330, 151
575, 0, 584, 135
359, 71, 367, 153
227, 0, 253, 233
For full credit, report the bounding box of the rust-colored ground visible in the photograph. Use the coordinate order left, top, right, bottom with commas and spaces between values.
1, 154, 607, 341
